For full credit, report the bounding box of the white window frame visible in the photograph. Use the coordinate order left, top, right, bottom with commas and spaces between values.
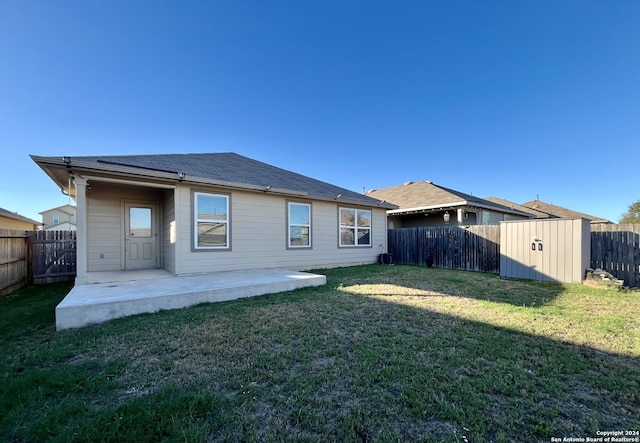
193, 191, 230, 250
52, 215, 60, 224
339, 207, 372, 247
287, 202, 311, 249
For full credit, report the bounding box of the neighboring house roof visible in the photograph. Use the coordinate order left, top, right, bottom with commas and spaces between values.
521, 200, 610, 224
484, 197, 551, 219
31, 153, 397, 209
43, 221, 76, 231
0, 207, 41, 227
366, 181, 532, 217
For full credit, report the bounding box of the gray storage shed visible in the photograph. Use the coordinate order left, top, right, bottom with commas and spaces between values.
500, 218, 591, 283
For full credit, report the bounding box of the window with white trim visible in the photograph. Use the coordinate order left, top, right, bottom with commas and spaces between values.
52, 215, 60, 224
339, 208, 371, 247
194, 192, 229, 249
288, 202, 311, 248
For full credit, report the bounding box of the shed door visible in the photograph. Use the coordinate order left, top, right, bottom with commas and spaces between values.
529, 221, 545, 281
124, 203, 158, 270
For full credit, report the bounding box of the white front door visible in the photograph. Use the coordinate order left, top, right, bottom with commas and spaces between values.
124, 202, 158, 270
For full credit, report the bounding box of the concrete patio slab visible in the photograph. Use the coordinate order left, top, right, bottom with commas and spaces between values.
56, 268, 326, 330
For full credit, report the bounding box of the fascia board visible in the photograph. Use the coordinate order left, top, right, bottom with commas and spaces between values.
306, 194, 398, 209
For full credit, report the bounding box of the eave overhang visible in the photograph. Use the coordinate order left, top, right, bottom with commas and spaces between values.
31, 155, 397, 210
387, 200, 532, 218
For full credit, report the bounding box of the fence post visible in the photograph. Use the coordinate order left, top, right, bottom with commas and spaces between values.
26, 234, 34, 285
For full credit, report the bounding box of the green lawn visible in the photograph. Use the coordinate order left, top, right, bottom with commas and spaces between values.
1, 265, 639, 443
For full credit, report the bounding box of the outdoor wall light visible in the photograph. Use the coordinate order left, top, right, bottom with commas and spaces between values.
443, 211, 450, 223
178, 172, 186, 181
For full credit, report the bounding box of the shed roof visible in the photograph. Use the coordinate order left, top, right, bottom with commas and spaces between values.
31, 152, 396, 209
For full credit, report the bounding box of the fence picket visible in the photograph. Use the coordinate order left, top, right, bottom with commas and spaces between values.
0, 229, 29, 296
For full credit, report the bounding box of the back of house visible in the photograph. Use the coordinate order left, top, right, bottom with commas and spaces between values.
32, 152, 396, 284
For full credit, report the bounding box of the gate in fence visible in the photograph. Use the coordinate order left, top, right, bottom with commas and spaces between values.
0, 230, 76, 297
30, 230, 76, 284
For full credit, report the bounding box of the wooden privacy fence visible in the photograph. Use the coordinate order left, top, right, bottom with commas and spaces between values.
0, 230, 30, 297
388, 224, 640, 288
591, 224, 640, 289
388, 226, 501, 273
0, 230, 76, 297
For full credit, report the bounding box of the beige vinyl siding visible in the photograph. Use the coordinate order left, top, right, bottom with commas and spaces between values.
481, 210, 504, 225
175, 187, 387, 274
86, 183, 163, 272
40, 209, 56, 225
86, 193, 121, 272
83, 180, 386, 275
482, 210, 529, 225
41, 206, 76, 229
0, 217, 35, 231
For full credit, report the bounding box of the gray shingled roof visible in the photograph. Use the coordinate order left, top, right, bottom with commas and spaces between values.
367, 181, 531, 216
521, 200, 610, 223
484, 197, 551, 219
33, 152, 394, 208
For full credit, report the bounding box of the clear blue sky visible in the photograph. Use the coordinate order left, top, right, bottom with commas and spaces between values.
1, 0, 638, 223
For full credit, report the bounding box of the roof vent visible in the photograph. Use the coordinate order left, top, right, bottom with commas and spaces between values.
424, 180, 432, 184
403, 181, 413, 186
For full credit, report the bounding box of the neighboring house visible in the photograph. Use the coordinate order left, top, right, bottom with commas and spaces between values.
486, 197, 610, 224
31, 152, 396, 285
366, 180, 532, 228
40, 204, 77, 231
0, 207, 41, 231
484, 197, 551, 219
520, 199, 611, 224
